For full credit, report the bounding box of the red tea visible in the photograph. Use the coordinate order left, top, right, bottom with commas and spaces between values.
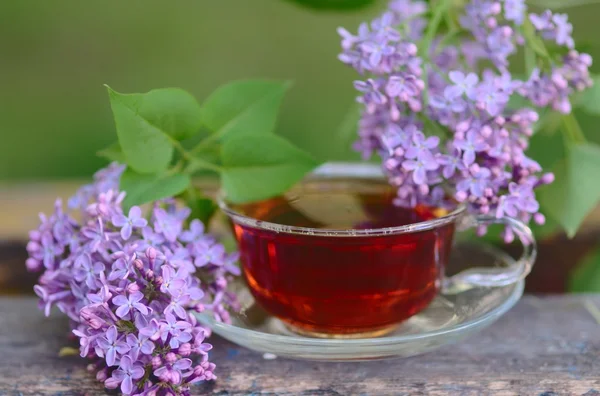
230, 179, 456, 336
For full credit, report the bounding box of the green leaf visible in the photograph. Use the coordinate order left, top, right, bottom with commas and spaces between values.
526, 128, 565, 169
106, 86, 174, 174
569, 247, 600, 292
283, 0, 375, 10
539, 143, 600, 238
578, 75, 600, 116
110, 87, 202, 140
221, 134, 320, 203
120, 168, 191, 210
201, 80, 291, 141
97, 141, 125, 163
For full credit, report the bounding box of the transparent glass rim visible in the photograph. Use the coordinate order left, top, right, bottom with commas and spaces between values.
218, 162, 466, 237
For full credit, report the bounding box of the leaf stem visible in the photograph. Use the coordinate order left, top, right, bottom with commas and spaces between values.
165, 135, 223, 173
191, 133, 220, 155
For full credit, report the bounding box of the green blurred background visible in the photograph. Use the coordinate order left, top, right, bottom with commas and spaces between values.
0, 0, 380, 180
2, 0, 598, 181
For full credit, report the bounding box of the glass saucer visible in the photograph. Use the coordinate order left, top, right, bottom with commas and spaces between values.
196, 244, 524, 361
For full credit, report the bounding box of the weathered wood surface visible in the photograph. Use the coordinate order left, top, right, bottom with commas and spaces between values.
1, 296, 599, 395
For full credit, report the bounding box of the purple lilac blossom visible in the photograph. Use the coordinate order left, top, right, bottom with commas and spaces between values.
26, 162, 239, 395
339, 0, 592, 241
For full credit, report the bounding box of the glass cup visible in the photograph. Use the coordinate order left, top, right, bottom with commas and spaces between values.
219, 163, 536, 338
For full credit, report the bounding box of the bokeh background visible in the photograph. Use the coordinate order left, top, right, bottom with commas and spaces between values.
1, 0, 600, 292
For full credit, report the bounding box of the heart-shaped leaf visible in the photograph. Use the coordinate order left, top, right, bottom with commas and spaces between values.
120, 168, 191, 210
201, 80, 291, 141
539, 142, 600, 238
221, 134, 320, 203
106, 86, 175, 174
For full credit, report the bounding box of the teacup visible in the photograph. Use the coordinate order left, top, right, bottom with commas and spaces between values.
220, 163, 536, 338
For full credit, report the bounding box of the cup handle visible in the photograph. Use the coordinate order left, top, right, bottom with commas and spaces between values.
443, 215, 537, 294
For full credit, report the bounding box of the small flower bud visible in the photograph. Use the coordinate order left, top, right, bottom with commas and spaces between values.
193, 364, 206, 376
503, 228, 515, 244
481, 125, 493, 138
155, 276, 164, 286
476, 225, 488, 237
145, 269, 155, 280
195, 303, 206, 313
29, 230, 41, 241
455, 191, 467, 202
215, 277, 227, 290
501, 26, 513, 37
146, 247, 157, 260
486, 17, 497, 29
127, 282, 140, 293
533, 213, 546, 225
165, 352, 177, 364
104, 376, 120, 389
134, 259, 144, 271
26, 258, 41, 272
151, 356, 162, 369
96, 368, 108, 382
178, 343, 192, 357
490, 2, 501, 14
541, 173, 555, 184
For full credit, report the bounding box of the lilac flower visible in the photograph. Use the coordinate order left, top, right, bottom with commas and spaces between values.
552, 14, 574, 48
179, 219, 205, 242
160, 266, 188, 295
74, 254, 105, 289
166, 294, 192, 319
126, 333, 155, 360
108, 356, 145, 394
194, 243, 226, 268
437, 151, 464, 178
444, 71, 478, 99
96, 326, 131, 366
405, 131, 440, 160
475, 81, 509, 116
430, 94, 466, 112
113, 292, 149, 318
454, 130, 488, 165
28, 161, 236, 393
360, 38, 396, 69
108, 252, 136, 280
153, 207, 184, 243
504, 0, 525, 25
402, 152, 439, 185
154, 357, 192, 384
457, 166, 492, 197
530, 11, 552, 31
111, 206, 147, 240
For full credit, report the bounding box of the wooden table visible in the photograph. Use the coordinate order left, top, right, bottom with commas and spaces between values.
1, 296, 599, 395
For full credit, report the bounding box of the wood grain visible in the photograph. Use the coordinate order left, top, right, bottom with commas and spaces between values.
1, 296, 599, 395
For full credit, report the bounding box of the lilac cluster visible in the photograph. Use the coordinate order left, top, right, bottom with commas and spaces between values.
339, 0, 593, 240
27, 163, 240, 395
